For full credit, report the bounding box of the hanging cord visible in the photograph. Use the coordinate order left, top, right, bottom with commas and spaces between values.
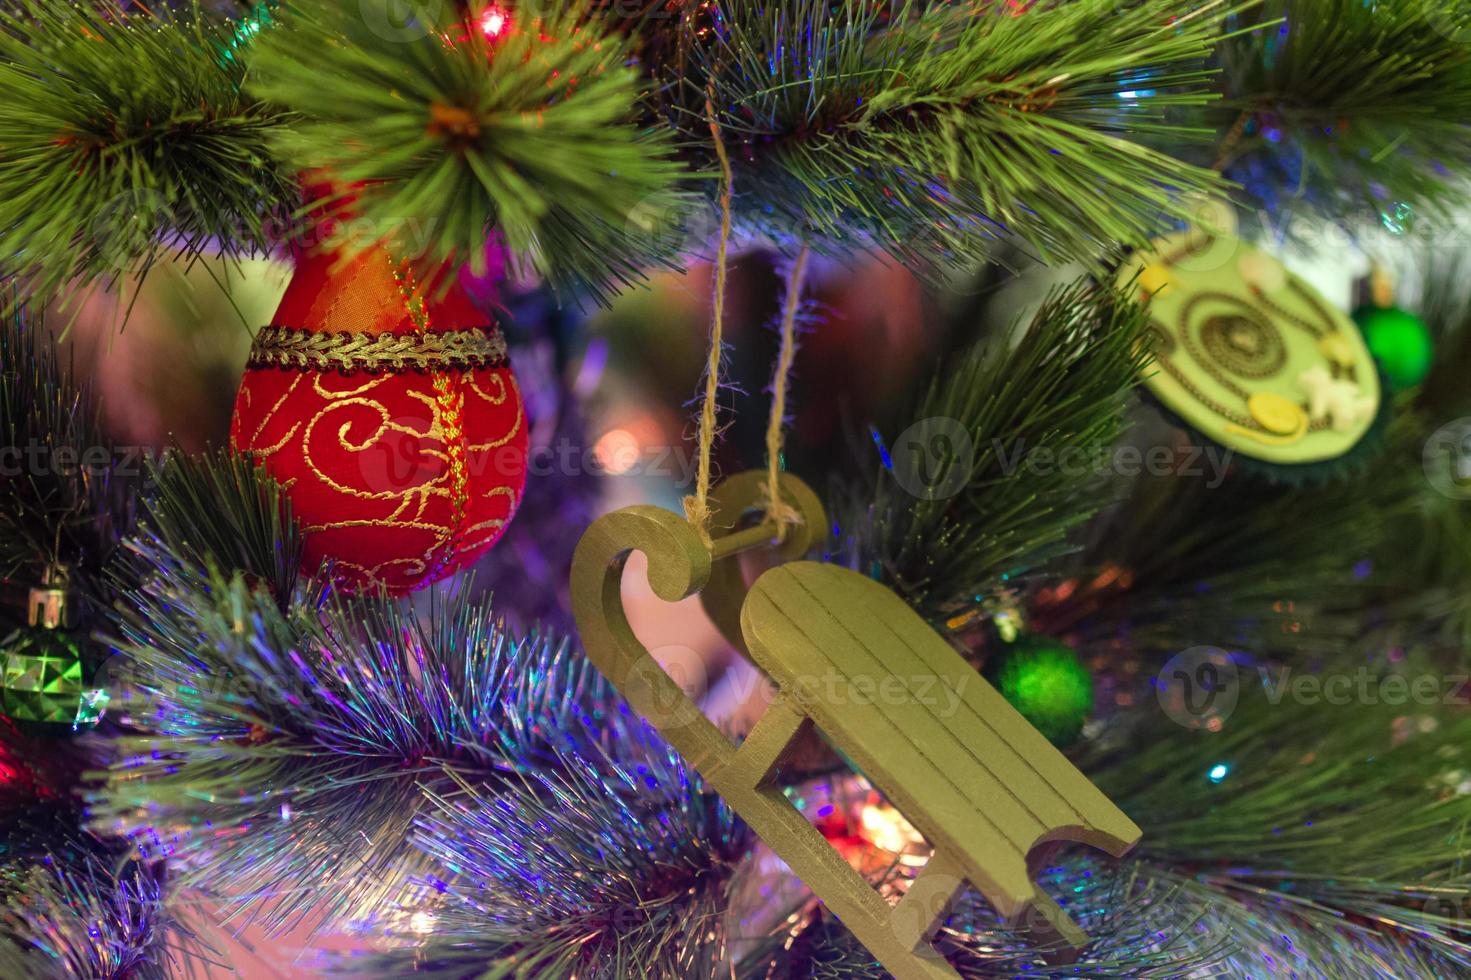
1213, 108, 1253, 171
763, 245, 811, 540
683, 96, 735, 545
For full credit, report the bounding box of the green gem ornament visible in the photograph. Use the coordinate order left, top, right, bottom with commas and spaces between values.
984, 635, 1094, 746
1353, 305, 1433, 390
0, 627, 108, 733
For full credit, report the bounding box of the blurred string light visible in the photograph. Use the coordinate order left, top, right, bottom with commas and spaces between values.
858, 801, 927, 862
218, 2, 272, 63
479, 6, 509, 39
1381, 202, 1414, 235
593, 427, 642, 475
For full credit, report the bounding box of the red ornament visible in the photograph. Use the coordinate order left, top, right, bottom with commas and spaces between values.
231, 202, 528, 595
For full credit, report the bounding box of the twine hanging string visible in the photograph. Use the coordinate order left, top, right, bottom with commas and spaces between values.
685, 97, 811, 547
683, 96, 736, 545
763, 245, 810, 540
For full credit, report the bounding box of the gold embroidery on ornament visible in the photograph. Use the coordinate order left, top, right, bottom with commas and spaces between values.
252, 422, 303, 458
330, 557, 432, 590
303, 518, 464, 534
458, 494, 517, 542
247, 326, 509, 374
468, 374, 525, 451
425, 371, 471, 581
467, 373, 509, 405
247, 374, 305, 449
313, 371, 391, 400
302, 398, 441, 502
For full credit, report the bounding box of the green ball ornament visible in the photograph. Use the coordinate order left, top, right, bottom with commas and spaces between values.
984, 636, 1094, 746
1353, 305, 1433, 390
0, 627, 108, 736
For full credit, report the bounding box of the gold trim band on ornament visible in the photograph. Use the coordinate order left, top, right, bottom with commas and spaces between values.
246, 326, 510, 375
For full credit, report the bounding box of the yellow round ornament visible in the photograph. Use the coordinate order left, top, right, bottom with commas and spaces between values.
1119, 230, 1381, 470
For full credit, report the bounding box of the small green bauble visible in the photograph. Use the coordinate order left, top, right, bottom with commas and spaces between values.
1353, 305, 1433, 390
0, 627, 107, 736
984, 636, 1094, 746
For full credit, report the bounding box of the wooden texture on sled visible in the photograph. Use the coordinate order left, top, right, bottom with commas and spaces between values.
570, 472, 1140, 980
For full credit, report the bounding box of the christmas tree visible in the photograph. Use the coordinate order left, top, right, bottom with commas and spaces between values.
2, 1, 1471, 976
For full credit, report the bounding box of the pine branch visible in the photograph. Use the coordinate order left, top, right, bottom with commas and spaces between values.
741, 851, 1471, 977
834, 277, 1151, 625
0, 800, 185, 980
1088, 667, 1471, 884
249, 0, 689, 303
94, 561, 561, 934
1038, 403, 1417, 661
735, 856, 1230, 979
92, 530, 743, 945
349, 750, 744, 979
0, 303, 137, 614
1347, 251, 1471, 652
138, 449, 303, 606
0, 1, 297, 308
1213, 0, 1471, 222
675, 0, 1236, 271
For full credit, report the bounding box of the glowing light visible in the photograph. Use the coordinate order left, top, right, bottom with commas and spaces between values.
993, 609, 1021, 643
409, 911, 437, 934
1208, 763, 1230, 784
480, 8, 509, 39
859, 802, 924, 855
593, 428, 641, 475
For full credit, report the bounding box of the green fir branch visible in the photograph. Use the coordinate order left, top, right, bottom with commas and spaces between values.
1360, 250, 1471, 652
836, 277, 1151, 625
249, 0, 689, 303
0, 303, 137, 612
1088, 669, 1471, 883
1213, 0, 1471, 221
0, 1, 297, 309
1048, 404, 1422, 662
138, 449, 303, 606
680, 0, 1237, 270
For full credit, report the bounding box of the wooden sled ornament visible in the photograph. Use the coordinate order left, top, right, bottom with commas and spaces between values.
571, 472, 1140, 978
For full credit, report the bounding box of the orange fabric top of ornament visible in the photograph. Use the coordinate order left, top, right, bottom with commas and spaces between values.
274, 177, 486, 336
273, 246, 486, 337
